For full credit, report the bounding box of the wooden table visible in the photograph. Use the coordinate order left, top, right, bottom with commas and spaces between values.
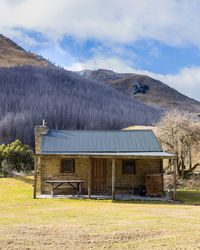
46, 179, 84, 197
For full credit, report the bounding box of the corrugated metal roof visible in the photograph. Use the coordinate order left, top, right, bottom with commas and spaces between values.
40, 130, 163, 154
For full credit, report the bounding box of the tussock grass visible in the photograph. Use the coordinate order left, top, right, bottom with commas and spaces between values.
0, 177, 200, 249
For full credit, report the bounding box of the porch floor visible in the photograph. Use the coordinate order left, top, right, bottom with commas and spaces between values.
37, 194, 168, 201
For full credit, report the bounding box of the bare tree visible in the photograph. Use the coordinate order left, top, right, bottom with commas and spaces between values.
156, 110, 200, 177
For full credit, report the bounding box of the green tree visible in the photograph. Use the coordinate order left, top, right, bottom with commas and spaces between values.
0, 140, 34, 176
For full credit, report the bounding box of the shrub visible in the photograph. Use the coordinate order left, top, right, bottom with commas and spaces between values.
0, 140, 34, 176
0, 144, 6, 173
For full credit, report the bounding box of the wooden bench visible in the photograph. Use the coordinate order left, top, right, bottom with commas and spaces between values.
107, 184, 136, 195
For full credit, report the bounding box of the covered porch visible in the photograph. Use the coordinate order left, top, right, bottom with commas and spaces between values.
34, 153, 177, 201
87, 154, 177, 201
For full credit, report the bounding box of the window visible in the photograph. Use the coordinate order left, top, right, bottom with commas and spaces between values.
61, 159, 75, 173
122, 160, 136, 174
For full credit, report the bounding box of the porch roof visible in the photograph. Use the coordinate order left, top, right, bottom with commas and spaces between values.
35, 151, 175, 159
38, 130, 175, 158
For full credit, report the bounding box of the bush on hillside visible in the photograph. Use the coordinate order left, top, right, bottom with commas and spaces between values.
0, 140, 34, 177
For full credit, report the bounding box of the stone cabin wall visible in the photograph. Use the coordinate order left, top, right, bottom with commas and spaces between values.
39, 157, 162, 195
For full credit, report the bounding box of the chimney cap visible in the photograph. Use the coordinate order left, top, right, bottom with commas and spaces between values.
42, 119, 47, 127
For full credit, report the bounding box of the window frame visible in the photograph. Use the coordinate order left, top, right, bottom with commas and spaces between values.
61, 159, 75, 173
122, 159, 136, 174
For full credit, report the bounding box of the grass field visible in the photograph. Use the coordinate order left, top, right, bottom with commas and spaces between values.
0, 177, 200, 249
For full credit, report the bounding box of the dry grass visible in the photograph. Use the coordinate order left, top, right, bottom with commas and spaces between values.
0, 177, 200, 249
0, 35, 51, 67
123, 125, 158, 133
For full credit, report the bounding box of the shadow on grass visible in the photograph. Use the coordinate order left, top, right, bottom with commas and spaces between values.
111, 200, 176, 206
111, 191, 200, 206
13, 176, 34, 186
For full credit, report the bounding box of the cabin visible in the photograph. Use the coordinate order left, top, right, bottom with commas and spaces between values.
34, 122, 177, 200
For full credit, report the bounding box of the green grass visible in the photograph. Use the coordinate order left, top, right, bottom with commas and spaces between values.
176, 190, 200, 205
0, 177, 200, 249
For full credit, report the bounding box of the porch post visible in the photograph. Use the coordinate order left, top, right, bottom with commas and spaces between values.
112, 159, 116, 201
173, 158, 177, 200
160, 159, 164, 195
88, 158, 92, 199
33, 157, 38, 199
40, 157, 44, 194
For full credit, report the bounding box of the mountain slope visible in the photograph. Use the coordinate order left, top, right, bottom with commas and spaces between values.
1, 33, 199, 114
0, 34, 52, 67
0, 66, 162, 146
0, 35, 163, 146
79, 69, 200, 113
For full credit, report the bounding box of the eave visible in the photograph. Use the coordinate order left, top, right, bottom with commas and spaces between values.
34, 152, 176, 159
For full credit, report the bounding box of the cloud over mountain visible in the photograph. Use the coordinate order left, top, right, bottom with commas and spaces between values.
1, 0, 200, 48
1, 0, 200, 101
67, 54, 200, 101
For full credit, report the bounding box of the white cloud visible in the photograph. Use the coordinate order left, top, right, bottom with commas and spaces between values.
1, 0, 200, 48
66, 53, 135, 73
1, 0, 200, 101
67, 55, 200, 101
150, 67, 200, 101
3, 29, 44, 48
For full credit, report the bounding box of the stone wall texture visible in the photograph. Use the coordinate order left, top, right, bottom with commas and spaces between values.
34, 125, 49, 154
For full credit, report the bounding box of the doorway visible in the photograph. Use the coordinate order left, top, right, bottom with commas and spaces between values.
92, 159, 106, 193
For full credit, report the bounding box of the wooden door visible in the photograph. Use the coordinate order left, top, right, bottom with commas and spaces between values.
146, 173, 163, 197
92, 159, 106, 193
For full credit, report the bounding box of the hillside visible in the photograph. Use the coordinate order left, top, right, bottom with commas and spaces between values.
1, 33, 200, 116
0, 35, 164, 147
0, 34, 52, 67
79, 69, 200, 113
0, 66, 162, 147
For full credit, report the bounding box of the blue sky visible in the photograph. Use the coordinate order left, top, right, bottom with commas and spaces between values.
0, 0, 200, 101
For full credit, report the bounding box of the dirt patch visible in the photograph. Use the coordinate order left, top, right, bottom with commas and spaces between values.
0, 225, 164, 249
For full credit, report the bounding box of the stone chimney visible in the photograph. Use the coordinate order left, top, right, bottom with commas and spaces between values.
34, 120, 49, 154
